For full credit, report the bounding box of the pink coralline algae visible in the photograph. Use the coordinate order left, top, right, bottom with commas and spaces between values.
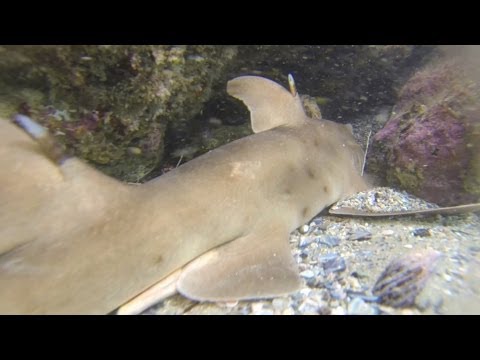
369, 61, 480, 206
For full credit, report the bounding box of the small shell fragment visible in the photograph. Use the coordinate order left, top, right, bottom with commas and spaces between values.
372, 249, 442, 308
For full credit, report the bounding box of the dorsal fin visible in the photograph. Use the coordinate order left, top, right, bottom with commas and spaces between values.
227, 76, 307, 133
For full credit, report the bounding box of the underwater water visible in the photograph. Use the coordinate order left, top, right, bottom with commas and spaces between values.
0, 45, 479, 315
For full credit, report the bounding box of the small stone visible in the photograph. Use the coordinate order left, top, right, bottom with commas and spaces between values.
282, 307, 296, 315
298, 288, 312, 298
251, 302, 264, 312
443, 273, 453, 282
300, 270, 315, 279
127, 146, 142, 155
347, 276, 362, 291
328, 281, 347, 300
311, 218, 327, 230
356, 251, 373, 261
330, 288, 347, 300
331, 306, 346, 315
399, 308, 421, 315
317, 235, 341, 247
254, 309, 274, 315
468, 246, 480, 253
299, 224, 310, 234
272, 298, 290, 311
382, 229, 395, 236
318, 253, 346, 274
298, 298, 320, 314
348, 297, 379, 315
349, 229, 372, 241
412, 228, 431, 237
299, 236, 314, 247
223, 301, 238, 308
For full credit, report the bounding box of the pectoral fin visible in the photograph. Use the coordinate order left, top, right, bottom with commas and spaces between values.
116, 269, 182, 315
177, 226, 302, 302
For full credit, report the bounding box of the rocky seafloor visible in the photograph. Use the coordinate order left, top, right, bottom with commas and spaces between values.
139, 187, 480, 315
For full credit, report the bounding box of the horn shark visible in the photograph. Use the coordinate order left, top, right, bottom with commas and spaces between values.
1, 75, 443, 314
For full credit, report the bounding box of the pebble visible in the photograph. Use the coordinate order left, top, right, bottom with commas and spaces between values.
347, 276, 362, 290
311, 218, 328, 230
282, 307, 296, 315
318, 253, 346, 274
272, 298, 291, 311
298, 224, 310, 234
330, 289, 347, 300
468, 246, 480, 253
127, 147, 142, 155
253, 309, 274, 315
331, 306, 346, 315
298, 298, 321, 314
328, 282, 347, 300
413, 228, 432, 237
443, 274, 453, 282
349, 229, 372, 241
382, 229, 395, 236
299, 236, 314, 248
223, 301, 238, 308
300, 270, 315, 279
251, 302, 264, 313
318, 235, 341, 247
348, 297, 379, 315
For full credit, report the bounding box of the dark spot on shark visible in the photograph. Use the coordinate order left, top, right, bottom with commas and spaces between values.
314, 139, 320, 148
155, 255, 164, 265
306, 166, 316, 179
323, 185, 329, 193
302, 207, 309, 217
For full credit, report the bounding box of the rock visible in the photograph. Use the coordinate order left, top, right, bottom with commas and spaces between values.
369, 56, 480, 206
0, 45, 238, 182
217, 45, 434, 123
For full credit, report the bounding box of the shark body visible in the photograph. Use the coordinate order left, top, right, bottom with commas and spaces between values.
0, 76, 368, 314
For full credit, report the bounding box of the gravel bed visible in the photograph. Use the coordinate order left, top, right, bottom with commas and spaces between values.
141, 187, 480, 315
